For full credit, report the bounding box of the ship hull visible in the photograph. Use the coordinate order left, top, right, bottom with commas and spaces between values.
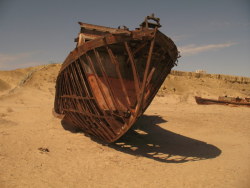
54, 25, 178, 142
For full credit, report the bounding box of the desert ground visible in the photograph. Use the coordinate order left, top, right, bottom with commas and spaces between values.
0, 64, 250, 188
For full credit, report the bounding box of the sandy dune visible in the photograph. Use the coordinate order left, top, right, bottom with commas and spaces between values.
0, 64, 250, 187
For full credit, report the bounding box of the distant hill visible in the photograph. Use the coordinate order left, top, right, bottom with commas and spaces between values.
158, 70, 250, 103
1, 64, 249, 103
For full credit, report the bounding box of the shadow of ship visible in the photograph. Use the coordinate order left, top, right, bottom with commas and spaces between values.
61, 115, 221, 163
111, 115, 221, 163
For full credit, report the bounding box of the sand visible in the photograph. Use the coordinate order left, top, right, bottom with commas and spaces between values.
0, 64, 250, 188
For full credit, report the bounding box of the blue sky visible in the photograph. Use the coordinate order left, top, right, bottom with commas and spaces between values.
0, 0, 249, 77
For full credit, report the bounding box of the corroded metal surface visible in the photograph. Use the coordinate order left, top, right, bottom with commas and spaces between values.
54, 14, 179, 142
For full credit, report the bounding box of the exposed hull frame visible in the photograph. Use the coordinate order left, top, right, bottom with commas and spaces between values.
54, 17, 179, 143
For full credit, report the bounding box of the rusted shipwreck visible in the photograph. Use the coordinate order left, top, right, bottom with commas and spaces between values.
54, 15, 179, 142
195, 96, 250, 107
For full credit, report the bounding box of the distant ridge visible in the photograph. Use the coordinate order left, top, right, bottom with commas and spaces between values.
0, 64, 249, 102
171, 70, 250, 84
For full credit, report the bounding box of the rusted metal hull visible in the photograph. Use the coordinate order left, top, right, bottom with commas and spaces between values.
54, 15, 179, 142
195, 96, 250, 107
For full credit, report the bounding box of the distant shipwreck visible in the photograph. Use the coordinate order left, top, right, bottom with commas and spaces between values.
54, 14, 179, 142
195, 96, 250, 107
